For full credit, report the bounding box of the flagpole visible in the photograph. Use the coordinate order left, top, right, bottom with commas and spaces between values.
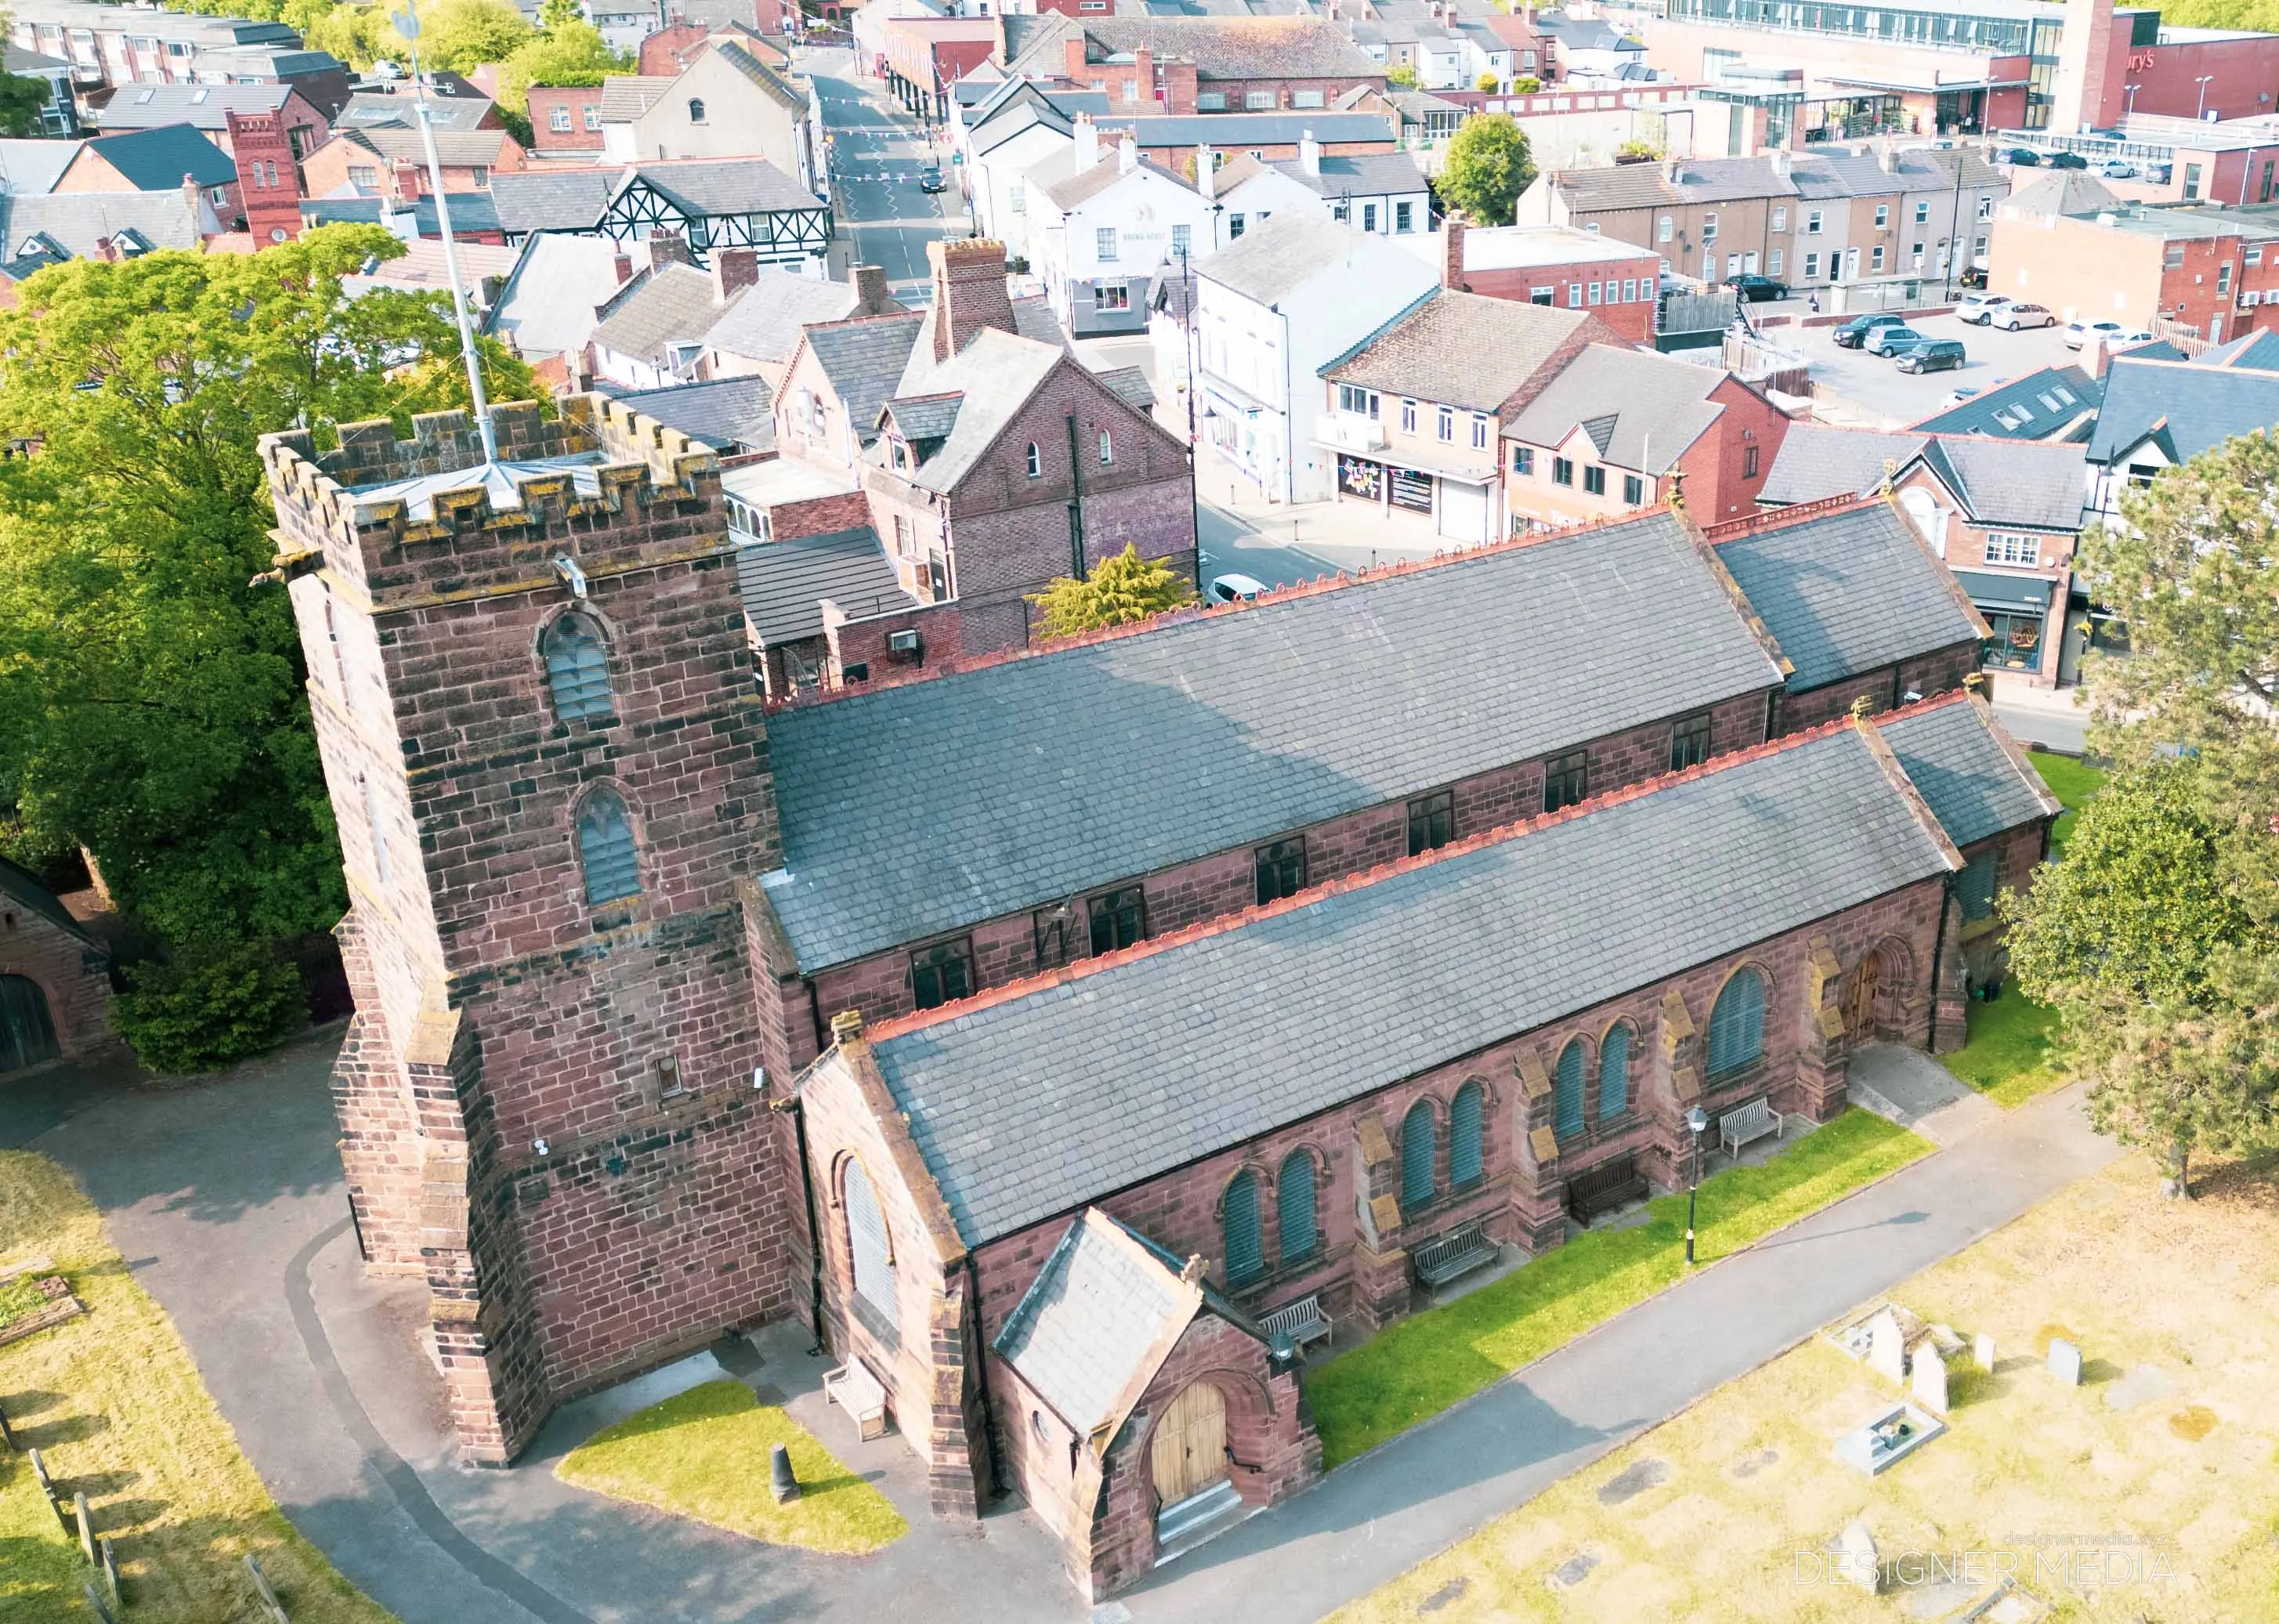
396, 9, 497, 464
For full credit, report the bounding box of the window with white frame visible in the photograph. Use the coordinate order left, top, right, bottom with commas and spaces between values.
1338, 383, 1380, 418
1702, 212, 1718, 242
550, 105, 572, 131
1804, 251, 1820, 278
1771, 205, 1787, 232
1769, 248, 1783, 275
1657, 214, 1673, 243
1872, 244, 1886, 270
1977, 196, 1992, 219
584, 104, 602, 130
1096, 226, 1117, 261
1984, 532, 2038, 566
1400, 398, 1417, 432
1093, 281, 1130, 310
1807, 209, 1823, 234
1914, 200, 1930, 223
1875, 204, 1890, 227
1436, 404, 1454, 442
1470, 413, 1489, 449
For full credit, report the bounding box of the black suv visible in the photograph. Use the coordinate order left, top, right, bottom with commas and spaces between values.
1727, 273, 1790, 302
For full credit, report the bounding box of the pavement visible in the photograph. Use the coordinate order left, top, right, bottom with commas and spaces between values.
1982, 675, 2094, 755
1, 1022, 2122, 1624
809, 48, 960, 302
1846, 1041, 2002, 1148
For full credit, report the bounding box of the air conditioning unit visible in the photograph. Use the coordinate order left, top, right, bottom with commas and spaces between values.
885, 628, 923, 661
2238, 290, 2260, 308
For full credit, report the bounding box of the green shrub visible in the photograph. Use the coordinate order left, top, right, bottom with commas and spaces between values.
114, 938, 308, 1074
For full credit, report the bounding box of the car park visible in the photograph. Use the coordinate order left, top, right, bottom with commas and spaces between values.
1208, 573, 1269, 604
2046, 150, 2089, 170
1990, 302, 2059, 330
2000, 146, 2042, 166
1727, 273, 1790, 302
1896, 339, 1966, 373
2063, 318, 2125, 349
1941, 385, 1984, 407
1832, 312, 1908, 348
2099, 158, 2138, 179
1865, 325, 1928, 356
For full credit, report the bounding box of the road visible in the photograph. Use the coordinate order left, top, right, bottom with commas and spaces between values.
805, 45, 958, 302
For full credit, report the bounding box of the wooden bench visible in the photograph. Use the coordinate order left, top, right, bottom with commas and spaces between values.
1720, 1097, 1783, 1159
1413, 1221, 1496, 1289
1565, 1153, 1648, 1225
823, 1358, 889, 1442
1259, 1294, 1331, 1358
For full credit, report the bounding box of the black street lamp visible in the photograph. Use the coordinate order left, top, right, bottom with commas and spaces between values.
1684, 1105, 1709, 1266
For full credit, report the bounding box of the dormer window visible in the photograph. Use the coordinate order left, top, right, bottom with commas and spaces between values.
891, 436, 910, 471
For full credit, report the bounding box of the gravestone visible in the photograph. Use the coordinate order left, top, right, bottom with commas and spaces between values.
99, 1536, 120, 1607
1595, 1459, 1669, 1506
1974, 1333, 1997, 1374
1867, 1309, 1908, 1383
1832, 1521, 1879, 1591
2048, 1338, 2082, 1387
1909, 1340, 1949, 1414
1548, 1551, 1599, 1590
81, 1583, 118, 1624
0, 1402, 15, 1452
74, 1490, 93, 1563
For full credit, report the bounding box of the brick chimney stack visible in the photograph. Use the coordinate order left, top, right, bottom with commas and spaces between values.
648, 233, 693, 271
711, 244, 762, 302
928, 237, 1016, 362
851, 261, 892, 311
1196, 143, 1216, 200
1442, 212, 1467, 290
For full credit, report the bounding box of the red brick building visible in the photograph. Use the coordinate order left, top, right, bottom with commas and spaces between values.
1438, 215, 1662, 346
1005, 15, 1387, 117
526, 85, 607, 152
0, 857, 114, 1076
1989, 199, 2279, 348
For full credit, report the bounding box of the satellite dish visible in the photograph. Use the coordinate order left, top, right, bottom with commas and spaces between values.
392, 8, 421, 39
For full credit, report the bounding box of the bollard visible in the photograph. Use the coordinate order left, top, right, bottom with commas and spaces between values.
769, 1441, 801, 1504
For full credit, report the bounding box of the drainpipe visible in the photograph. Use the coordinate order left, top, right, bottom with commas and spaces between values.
1923, 871, 1955, 1053
770, 1091, 830, 1358
964, 1252, 1007, 1499
1064, 412, 1087, 580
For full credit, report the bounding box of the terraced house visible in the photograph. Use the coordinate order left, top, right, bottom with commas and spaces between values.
262, 367, 2055, 1601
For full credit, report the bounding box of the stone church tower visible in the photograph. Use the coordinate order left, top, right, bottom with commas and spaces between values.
263, 397, 798, 1460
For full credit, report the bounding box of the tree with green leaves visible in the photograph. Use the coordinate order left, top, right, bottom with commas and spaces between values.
0, 71, 53, 137
0, 226, 536, 1072
494, 20, 631, 118
1386, 62, 1420, 89
1027, 545, 1196, 638
305, 0, 534, 72
537, 0, 585, 29
1436, 114, 1536, 226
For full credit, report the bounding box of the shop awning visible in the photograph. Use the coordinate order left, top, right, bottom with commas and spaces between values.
1953, 570, 2054, 617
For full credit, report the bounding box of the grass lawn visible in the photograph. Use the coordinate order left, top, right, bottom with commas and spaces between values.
556, 1380, 906, 1554
1945, 990, 2068, 1108
1306, 1110, 1931, 1468
0, 1151, 393, 1624
1331, 1153, 2279, 1624
2025, 749, 2107, 857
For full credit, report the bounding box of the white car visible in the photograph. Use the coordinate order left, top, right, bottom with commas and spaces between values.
1991, 302, 2059, 331
1955, 294, 2009, 324
2063, 319, 2125, 349
1207, 573, 1269, 604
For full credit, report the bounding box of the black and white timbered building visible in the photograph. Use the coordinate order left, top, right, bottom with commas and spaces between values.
490, 157, 831, 274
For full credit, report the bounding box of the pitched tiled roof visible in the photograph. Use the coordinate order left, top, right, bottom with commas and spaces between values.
801, 310, 926, 445
80, 124, 237, 190
599, 74, 677, 121
1118, 110, 1394, 147
611, 374, 774, 453
890, 327, 1065, 493
868, 719, 1957, 1246
302, 193, 504, 235
0, 190, 202, 261
591, 263, 725, 367
2087, 353, 2279, 465
882, 390, 963, 443
700, 267, 873, 364
1091, 363, 1155, 413
0, 853, 99, 949
2002, 171, 2118, 218
1877, 696, 2060, 849
1323, 289, 1597, 412
1756, 425, 1924, 506
331, 124, 516, 168
0, 137, 85, 194
1266, 150, 1427, 199
736, 526, 913, 644
490, 168, 614, 233
760, 508, 1785, 970
92, 82, 293, 131
1010, 15, 1384, 81
1908, 365, 2100, 442
1712, 502, 1983, 693
339, 89, 493, 132
631, 157, 819, 215
1761, 425, 2085, 532
1501, 344, 1726, 472
711, 41, 809, 114
993, 1211, 1198, 1435
1196, 210, 1427, 307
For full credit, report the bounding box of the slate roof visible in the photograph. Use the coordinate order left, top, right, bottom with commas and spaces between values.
1266, 150, 1428, 199
1324, 289, 1596, 413
1877, 696, 2060, 849
92, 82, 294, 132
870, 721, 1957, 1246
1552, 147, 1999, 215
1036, 146, 1189, 212
801, 310, 926, 445
301, 193, 504, 236
0, 853, 99, 948
1092, 364, 1155, 414
490, 168, 615, 233
0, 189, 203, 263
611, 374, 775, 453
1908, 366, 2100, 441
702, 268, 872, 363
1760, 426, 2085, 531
328, 125, 516, 168
1119, 110, 1394, 148
882, 391, 963, 442
1501, 344, 1727, 471
338, 89, 493, 132
2003, 170, 2119, 218
599, 74, 678, 121
992, 1211, 1196, 1436
481, 233, 629, 360
79, 125, 237, 190
2086, 353, 2279, 465
1712, 502, 1984, 693
2197, 329, 2279, 370
1196, 209, 1404, 306
760, 509, 1785, 970
591, 263, 725, 366
1009, 16, 1383, 81
889, 326, 1066, 493
634, 157, 819, 215
0, 138, 85, 195
736, 526, 914, 644
711, 41, 809, 114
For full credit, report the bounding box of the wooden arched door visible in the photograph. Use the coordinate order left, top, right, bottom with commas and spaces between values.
0, 975, 59, 1074
1150, 1382, 1228, 1510
1843, 950, 1884, 1043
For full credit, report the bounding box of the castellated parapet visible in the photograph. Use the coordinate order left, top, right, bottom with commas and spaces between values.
263, 398, 801, 1464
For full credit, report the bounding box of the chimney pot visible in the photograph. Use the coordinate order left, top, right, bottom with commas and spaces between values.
852, 261, 891, 310
1442, 212, 1467, 289
1196, 142, 1216, 200
830, 1009, 863, 1046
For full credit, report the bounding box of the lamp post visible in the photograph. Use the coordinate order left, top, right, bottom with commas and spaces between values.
2197, 75, 2216, 121
1684, 1105, 1708, 1266
2123, 83, 2140, 125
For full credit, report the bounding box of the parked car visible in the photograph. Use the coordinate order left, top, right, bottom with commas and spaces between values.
2112, 328, 2155, 345
1991, 302, 2060, 330
918, 164, 946, 194
2000, 146, 2042, 166
1955, 292, 2008, 322
1959, 264, 1989, 288
2099, 158, 2138, 179
2046, 150, 2089, 170
1727, 273, 1790, 302
2147, 162, 2173, 183
1897, 339, 1966, 373
2064, 318, 2125, 349
1959, 297, 2019, 325
1866, 324, 1928, 356
1208, 573, 1269, 604
1832, 312, 1908, 348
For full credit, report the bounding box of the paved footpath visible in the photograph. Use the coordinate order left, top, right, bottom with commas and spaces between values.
8, 1036, 2117, 1624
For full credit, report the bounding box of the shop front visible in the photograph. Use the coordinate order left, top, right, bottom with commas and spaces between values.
1955, 568, 2056, 681
1326, 447, 1499, 544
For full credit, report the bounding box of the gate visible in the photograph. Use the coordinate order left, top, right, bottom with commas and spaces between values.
0, 975, 59, 1073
